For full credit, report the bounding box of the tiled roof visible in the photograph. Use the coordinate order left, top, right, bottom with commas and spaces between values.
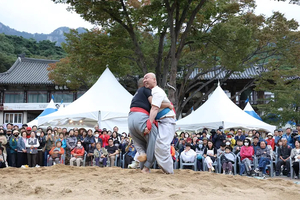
189, 66, 261, 80
0, 57, 58, 85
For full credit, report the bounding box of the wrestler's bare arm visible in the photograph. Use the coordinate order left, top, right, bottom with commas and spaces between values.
148, 96, 173, 109
144, 105, 159, 135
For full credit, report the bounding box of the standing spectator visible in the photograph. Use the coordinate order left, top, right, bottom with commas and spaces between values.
284, 128, 293, 147
100, 128, 110, 147
56, 133, 67, 149
105, 138, 119, 167
266, 132, 275, 150
252, 136, 260, 154
276, 137, 291, 177
48, 141, 65, 166
9, 130, 19, 167
66, 130, 77, 165
234, 129, 245, 142
94, 142, 108, 167
203, 140, 217, 172
240, 138, 254, 176
124, 140, 137, 168
94, 130, 103, 146
111, 131, 121, 148
291, 140, 300, 179
275, 129, 283, 144
171, 134, 179, 147
213, 129, 226, 149
181, 143, 196, 164
36, 131, 46, 167
74, 129, 83, 142
255, 140, 271, 178
26, 127, 32, 139
0, 146, 7, 168
5, 129, 12, 166
85, 129, 96, 153
44, 131, 55, 166
226, 132, 236, 149
86, 142, 96, 166
70, 141, 85, 167
221, 146, 235, 175
17, 131, 27, 167
26, 132, 40, 167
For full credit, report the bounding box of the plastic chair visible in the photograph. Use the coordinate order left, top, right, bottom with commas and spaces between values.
254, 154, 274, 177
180, 154, 197, 171
237, 153, 256, 175
202, 156, 219, 173
47, 154, 65, 166
218, 153, 237, 175
290, 157, 300, 179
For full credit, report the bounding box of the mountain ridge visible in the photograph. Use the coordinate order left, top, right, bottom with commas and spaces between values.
0, 22, 86, 46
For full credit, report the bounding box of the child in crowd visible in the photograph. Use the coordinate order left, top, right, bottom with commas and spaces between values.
221, 146, 235, 175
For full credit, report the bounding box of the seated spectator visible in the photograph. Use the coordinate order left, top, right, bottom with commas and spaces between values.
86, 142, 96, 166
275, 129, 283, 144
217, 143, 226, 157
0, 146, 7, 168
70, 141, 85, 167
226, 132, 236, 149
233, 139, 243, 155
221, 146, 235, 175
181, 143, 196, 164
94, 142, 108, 167
255, 140, 271, 178
171, 144, 176, 162
125, 140, 137, 168
266, 132, 275, 150
105, 138, 119, 167
240, 138, 254, 176
203, 140, 217, 172
26, 131, 40, 167
291, 140, 300, 179
276, 137, 291, 176
194, 140, 205, 171
234, 129, 245, 142
48, 141, 65, 166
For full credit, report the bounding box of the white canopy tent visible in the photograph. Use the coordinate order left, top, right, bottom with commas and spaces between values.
38, 68, 133, 133
176, 84, 276, 132
27, 99, 57, 127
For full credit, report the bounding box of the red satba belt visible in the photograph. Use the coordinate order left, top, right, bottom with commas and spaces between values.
130, 107, 150, 116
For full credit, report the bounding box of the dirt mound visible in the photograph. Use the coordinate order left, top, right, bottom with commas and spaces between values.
1, 165, 299, 200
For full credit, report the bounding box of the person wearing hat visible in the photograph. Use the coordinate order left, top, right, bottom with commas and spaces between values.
100, 128, 110, 148
234, 129, 245, 142
266, 132, 275, 150
276, 137, 292, 177
181, 143, 197, 164
226, 131, 236, 149
0, 146, 7, 168
9, 130, 19, 167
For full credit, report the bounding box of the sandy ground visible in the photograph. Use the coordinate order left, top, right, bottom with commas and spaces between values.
1, 165, 300, 200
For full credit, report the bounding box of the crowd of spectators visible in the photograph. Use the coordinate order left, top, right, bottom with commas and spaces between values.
1, 123, 300, 180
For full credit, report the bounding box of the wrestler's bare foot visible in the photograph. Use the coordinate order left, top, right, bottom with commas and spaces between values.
141, 167, 150, 174
137, 153, 147, 162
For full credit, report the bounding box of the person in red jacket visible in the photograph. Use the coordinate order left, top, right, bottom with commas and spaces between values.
100, 128, 110, 147
240, 138, 255, 176
70, 141, 85, 166
48, 141, 65, 166
266, 132, 275, 150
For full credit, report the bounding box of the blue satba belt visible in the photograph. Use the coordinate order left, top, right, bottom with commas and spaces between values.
155, 108, 171, 120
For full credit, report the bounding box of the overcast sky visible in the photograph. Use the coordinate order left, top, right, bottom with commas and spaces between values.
0, 0, 299, 34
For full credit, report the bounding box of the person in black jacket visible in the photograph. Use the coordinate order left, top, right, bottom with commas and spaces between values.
213, 129, 226, 149
36, 131, 46, 166
276, 137, 292, 176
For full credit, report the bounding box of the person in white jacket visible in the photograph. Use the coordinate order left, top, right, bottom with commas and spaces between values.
181, 143, 196, 163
